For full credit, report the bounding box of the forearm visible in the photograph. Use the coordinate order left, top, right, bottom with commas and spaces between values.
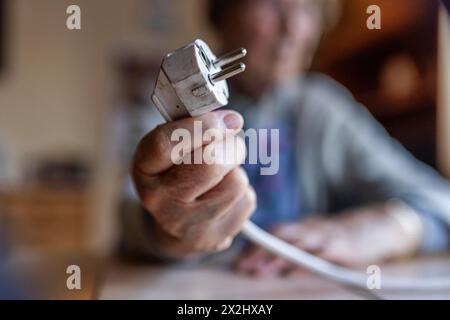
320, 202, 425, 266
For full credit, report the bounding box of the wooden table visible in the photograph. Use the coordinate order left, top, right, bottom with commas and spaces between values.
5, 251, 450, 299
99, 255, 450, 300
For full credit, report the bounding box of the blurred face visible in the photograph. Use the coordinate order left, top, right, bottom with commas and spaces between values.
218, 0, 323, 98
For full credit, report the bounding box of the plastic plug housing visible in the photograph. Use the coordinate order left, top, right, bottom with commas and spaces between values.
151, 39, 246, 121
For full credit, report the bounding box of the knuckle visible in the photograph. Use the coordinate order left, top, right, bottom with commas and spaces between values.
217, 187, 256, 238
133, 126, 172, 176
147, 125, 172, 160
166, 164, 223, 195
229, 167, 250, 189
162, 167, 203, 200
204, 168, 249, 219
201, 163, 226, 181
243, 186, 257, 213
164, 165, 194, 185
133, 163, 158, 184
150, 197, 191, 238
133, 175, 160, 209
231, 187, 256, 223
138, 187, 158, 211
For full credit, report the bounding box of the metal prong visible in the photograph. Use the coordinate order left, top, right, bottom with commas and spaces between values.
210, 63, 246, 83
214, 48, 247, 68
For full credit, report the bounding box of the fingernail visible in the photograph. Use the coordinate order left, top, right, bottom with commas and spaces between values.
222, 111, 243, 130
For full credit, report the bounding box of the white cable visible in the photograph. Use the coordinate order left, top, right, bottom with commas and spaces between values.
241, 220, 450, 290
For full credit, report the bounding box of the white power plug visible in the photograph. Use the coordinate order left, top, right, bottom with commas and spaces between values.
151, 39, 246, 121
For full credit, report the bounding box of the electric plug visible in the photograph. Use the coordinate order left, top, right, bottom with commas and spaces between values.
151, 39, 246, 121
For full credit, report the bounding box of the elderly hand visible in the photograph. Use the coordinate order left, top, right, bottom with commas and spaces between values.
133, 110, 256, 259
236, 203, 423, 277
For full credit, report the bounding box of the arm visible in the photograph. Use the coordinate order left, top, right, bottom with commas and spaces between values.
315, 78, 450, 254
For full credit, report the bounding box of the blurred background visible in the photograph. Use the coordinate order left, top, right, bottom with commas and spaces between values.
0, 0, 449, 296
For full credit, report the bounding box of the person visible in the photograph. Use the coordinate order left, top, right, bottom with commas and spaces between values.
123, 0, 450, 276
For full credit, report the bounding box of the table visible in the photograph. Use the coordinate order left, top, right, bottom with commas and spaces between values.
99, 255, 450, 300
5, 251, 450, 299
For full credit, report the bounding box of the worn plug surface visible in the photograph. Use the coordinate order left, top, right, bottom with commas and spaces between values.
151, 39, 246, 121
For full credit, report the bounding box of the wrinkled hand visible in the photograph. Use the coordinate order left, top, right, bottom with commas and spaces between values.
236, 204, 423, 277
133, 110, 256, 259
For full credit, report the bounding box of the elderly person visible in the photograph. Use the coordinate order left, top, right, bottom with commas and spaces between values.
124, 0, 450, 276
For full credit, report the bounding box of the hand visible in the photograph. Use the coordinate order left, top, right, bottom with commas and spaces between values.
133, 110, 256, 259
236, 203, 423, 277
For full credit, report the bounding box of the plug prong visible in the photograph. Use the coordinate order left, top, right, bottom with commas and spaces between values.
214, 48, 247, 68
210, 63, 246, 83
